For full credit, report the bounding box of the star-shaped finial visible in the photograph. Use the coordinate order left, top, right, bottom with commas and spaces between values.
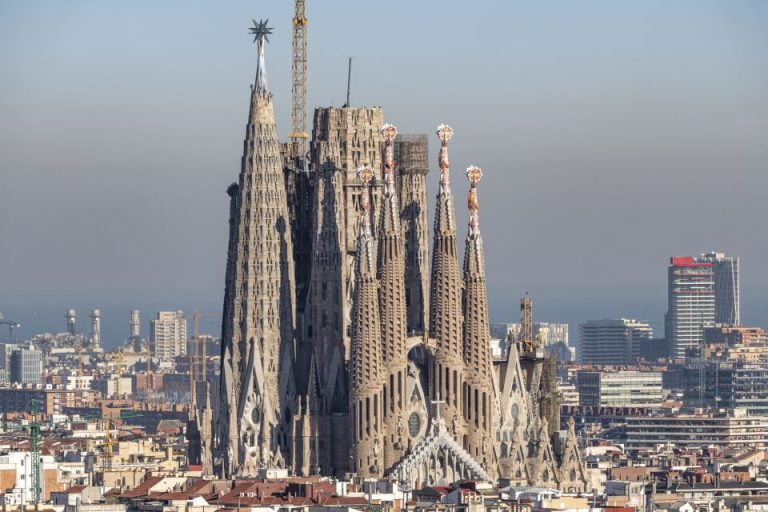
249, 18, 273, 45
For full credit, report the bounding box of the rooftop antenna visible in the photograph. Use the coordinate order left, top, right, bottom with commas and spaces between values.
342, 57, 353, 108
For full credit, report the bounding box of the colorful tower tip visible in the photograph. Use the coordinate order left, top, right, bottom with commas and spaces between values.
436, 124, 454, 143
356, 165, 374, 185
380, 123, 398, 143
466, 165, 483, 185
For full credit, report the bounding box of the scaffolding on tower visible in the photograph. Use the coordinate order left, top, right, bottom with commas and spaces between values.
520, 295, 535, 354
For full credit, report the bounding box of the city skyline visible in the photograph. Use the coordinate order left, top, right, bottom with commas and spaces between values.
2, 1, 767, 342
1, 2, 768, 503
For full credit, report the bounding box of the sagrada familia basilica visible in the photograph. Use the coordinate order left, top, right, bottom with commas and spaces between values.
195, 23, 588, 492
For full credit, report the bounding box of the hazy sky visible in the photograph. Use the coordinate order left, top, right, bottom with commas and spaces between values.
1, 1, 767, 339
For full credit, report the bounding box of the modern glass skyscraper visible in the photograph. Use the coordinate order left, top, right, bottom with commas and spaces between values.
698, 252, 740, 326
666, 256, 715, 359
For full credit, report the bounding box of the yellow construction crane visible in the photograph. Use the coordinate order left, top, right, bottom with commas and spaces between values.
288, 0, 308, 170
101, 417, 113, 470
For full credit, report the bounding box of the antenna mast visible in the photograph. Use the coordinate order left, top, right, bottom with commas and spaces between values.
289, 0, 308, 170
343, 57, 352, 108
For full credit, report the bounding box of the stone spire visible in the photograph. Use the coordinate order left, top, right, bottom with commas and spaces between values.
217, 22, 297, 477
349, 166, 384, 477
557, 417, 588, 492
377, 123, 409, 468
428, 124, 464, 438
461, 166, 497, 476
250, 18, 271, 97
396, 134, 430, 334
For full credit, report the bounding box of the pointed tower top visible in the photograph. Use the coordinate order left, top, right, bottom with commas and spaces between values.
249, 19, 273, 97
466, 165, 483, 235
436, 124, 453, 191
380, 123, 398, 194
357, 165, 373, 238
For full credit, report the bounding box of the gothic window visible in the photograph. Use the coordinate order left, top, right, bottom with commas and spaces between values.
408, 412, 420, 438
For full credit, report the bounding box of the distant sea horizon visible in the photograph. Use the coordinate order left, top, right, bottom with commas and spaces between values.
2, 285, 766, 353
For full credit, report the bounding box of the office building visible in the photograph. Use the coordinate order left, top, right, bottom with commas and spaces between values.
705, 325, 767, 346
150, 311, 187, 361
623, 409, 768, 450
578, 319, 652, 365
699, 251, 740, 325
0, 343, 18, 384
0, 388, 77, 415
578, 370, 663, 408
558, 382, 580, 407
9, 348, 42, 385
666, 256, 715, 359
703, 363, 768, 415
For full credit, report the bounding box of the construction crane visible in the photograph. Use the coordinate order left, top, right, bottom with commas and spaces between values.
0, 312, 20, 341
189, 309, 219, 412
29, 399, 42, 504
101, 417, 113, 471
288, 0, 308, 171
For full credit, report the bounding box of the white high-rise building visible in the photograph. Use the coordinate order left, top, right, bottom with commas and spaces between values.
578, 319, 652, 365
698, 252, 740, 326
666, 256, 716, 359
150, 311, 187, 361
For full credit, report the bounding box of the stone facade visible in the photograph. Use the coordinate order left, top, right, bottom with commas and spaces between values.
395, 134, 430, 335
216, 39, 297, 477
214, 41, 587, 491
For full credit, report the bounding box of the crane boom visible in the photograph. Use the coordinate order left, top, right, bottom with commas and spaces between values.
289, 0, 308, 169
30, 399, 41, 504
